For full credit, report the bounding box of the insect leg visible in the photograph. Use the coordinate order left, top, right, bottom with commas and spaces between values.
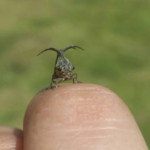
72, 73, 81, 83
50, 77, 65, 88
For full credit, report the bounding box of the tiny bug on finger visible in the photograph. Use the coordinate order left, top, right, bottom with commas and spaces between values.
37, 45, 83, 88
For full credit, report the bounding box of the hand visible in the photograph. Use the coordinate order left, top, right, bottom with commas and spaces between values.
0, 84, 148, 150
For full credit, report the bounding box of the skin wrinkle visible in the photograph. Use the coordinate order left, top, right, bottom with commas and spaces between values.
41, 126, 137, 135
61, 90, 114, 95
75, 135, 113, 139
60, 84, 110, 92
42, 93, 119, 116
57, 89, 114, 97
54, 94, 116, 118
39, 114, 137, 141
68, 135, 112, 150
57, 136, 108, 150
56, 132, 110, 150
0, 144, 16, 150
69, 128, 112, 140
104, 118, 129, 122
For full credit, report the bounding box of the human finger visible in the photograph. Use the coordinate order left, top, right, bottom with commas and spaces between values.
23, 84, 148, 150
0, 127, 23, 150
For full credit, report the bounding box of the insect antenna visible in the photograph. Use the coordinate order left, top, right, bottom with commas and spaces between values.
62, 45, 84, 52
37, 47, 60, 56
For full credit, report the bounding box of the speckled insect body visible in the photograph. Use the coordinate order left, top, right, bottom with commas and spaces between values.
37, 46, 83, 88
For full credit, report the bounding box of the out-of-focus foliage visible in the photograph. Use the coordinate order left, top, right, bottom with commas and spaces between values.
0, 0, 149, 147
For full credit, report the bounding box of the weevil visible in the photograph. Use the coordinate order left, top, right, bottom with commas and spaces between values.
37, 45, 83, 88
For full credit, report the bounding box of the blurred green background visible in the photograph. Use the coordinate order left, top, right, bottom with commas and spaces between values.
0, 0, 149, 147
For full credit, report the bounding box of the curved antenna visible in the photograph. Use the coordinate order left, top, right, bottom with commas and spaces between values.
37, 47, 60, 56
62, 45, 84, 52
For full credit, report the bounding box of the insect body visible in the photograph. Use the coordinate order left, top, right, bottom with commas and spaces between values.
37, 45, 83, 88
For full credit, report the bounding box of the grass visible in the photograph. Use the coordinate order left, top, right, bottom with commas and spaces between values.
0, 0, 150, 147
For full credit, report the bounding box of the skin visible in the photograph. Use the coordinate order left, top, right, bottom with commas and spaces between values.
0, 84, 148, 150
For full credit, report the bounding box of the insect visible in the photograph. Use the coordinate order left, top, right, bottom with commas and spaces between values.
37, 45, 83, 88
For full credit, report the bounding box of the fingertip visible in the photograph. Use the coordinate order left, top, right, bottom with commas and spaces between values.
23, 83, 148, 150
